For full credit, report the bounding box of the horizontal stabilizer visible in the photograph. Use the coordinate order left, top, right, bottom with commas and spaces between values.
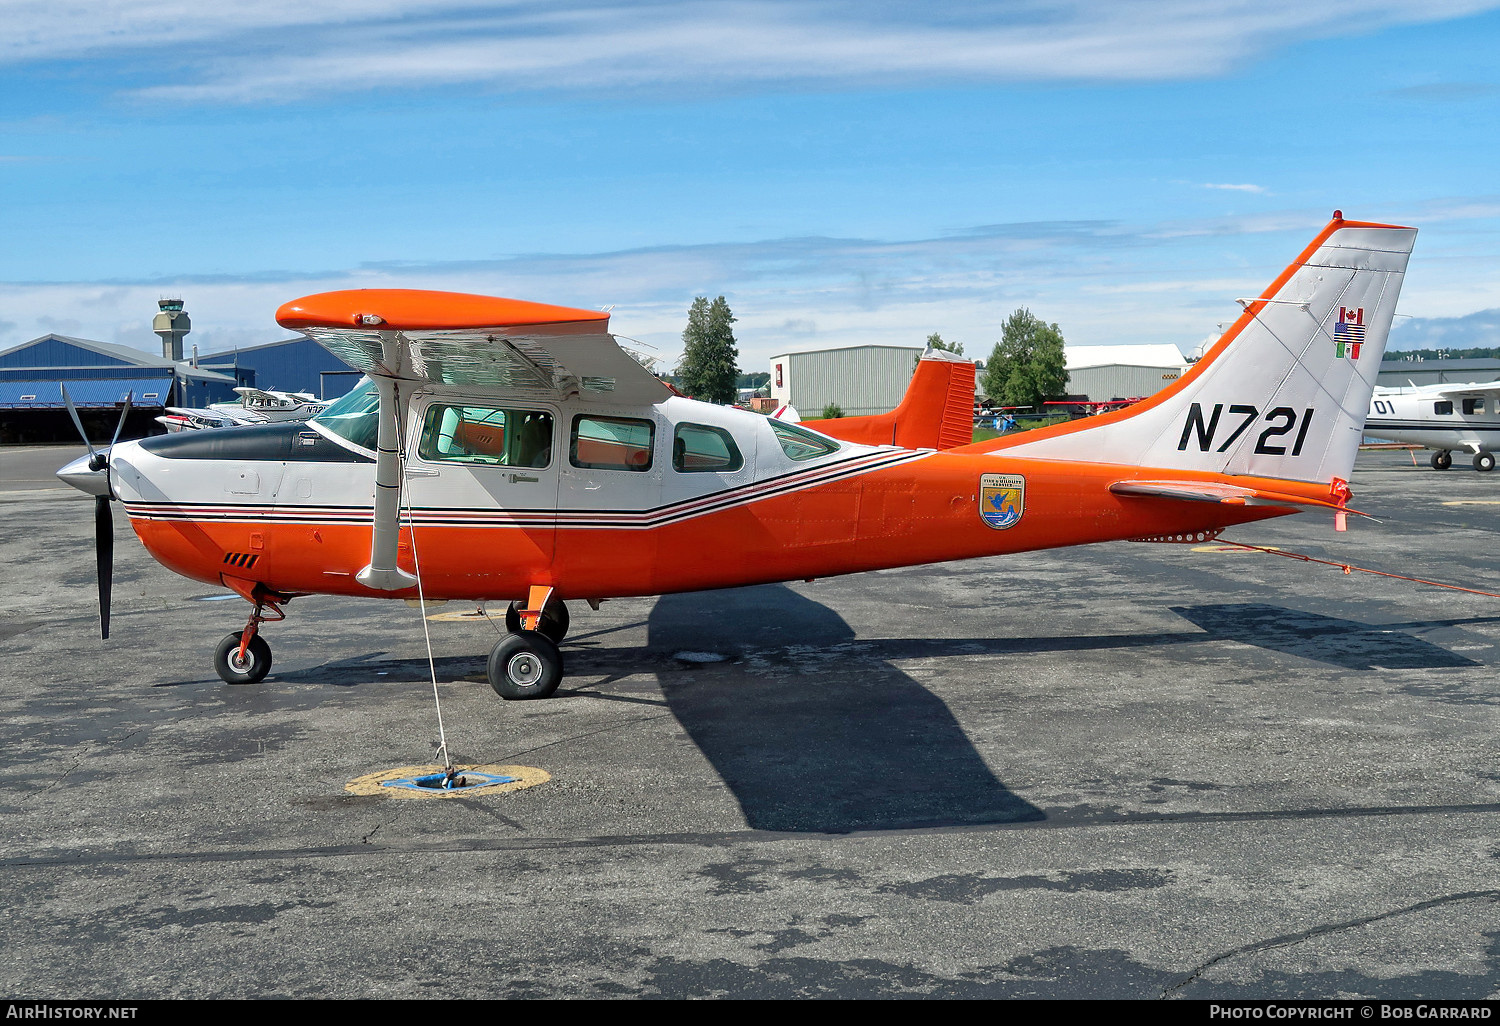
1109, 480, 1367, 517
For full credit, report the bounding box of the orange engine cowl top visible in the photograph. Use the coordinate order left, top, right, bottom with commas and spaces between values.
275, 289, 611, 332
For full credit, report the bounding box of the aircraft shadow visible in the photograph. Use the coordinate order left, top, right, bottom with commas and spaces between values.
1168, 604, 1485, 670
647, 585, 1045, 834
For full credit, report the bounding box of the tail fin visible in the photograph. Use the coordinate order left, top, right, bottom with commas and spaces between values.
804, 348, 977, 450
973, 215, 1417, 485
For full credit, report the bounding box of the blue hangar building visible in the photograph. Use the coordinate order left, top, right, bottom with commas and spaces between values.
0, 299, 359, 444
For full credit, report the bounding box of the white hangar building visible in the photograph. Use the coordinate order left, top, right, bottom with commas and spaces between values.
768, 345, 925, 416
1064, 344, 1189, 402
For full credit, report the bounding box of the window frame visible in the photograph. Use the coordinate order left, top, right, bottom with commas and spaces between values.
569, 413, 656, 472
416, 401, 554, 468
671, 422, 745, 474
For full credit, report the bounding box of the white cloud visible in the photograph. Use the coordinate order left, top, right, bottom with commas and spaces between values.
2, 2, 1496, 102
1201, 183, 1268, 194
3, 206, 1441, 370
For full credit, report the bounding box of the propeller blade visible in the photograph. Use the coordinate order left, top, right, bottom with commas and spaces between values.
95, 495, 113, 640
60, 384, 100, 468
108, 391, 133, 449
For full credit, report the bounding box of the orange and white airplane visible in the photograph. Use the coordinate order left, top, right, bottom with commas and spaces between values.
58, 212, 1416, 699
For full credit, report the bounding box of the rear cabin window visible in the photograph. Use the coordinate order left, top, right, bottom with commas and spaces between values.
419, 404, 553, 467
571, 415, 655, 472
1464, 398, 1486, 415
769, 419, 840, 461
673, 423, 743, 473
1435, 401, 1454, 415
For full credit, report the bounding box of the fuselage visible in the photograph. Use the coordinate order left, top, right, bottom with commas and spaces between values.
1365, 385, 1500, 453
106, 381, 1300, 603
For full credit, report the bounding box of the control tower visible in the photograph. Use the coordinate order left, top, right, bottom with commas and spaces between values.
153, 298, 191, 361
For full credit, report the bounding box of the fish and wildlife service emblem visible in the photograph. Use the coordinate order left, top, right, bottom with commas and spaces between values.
980, 473, 1025, 530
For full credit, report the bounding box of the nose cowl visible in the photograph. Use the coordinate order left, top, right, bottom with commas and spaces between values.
57, 451, 111, 497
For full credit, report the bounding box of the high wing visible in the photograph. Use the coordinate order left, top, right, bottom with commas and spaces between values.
276, 289, 671, 592
1430, 382, 1500, 399
276, 289, 670, 406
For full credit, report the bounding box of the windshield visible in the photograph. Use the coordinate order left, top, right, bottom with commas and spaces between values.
312, 377, 380, 451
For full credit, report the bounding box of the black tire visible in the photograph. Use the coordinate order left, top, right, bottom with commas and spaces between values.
1476, 452, 1496, 473
487, 632, 564, 700
214, 632, 272, 685
505, 598, 569, 643
1432, 450, 1453, 470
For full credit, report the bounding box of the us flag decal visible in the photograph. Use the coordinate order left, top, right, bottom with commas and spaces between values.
1334, 307, 1366, 359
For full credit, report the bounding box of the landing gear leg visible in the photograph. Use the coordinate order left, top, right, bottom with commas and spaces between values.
213, 590, 286, 685
489, 585, 566, 699
1432, 450, 1453, 470
504, 596, 569, 642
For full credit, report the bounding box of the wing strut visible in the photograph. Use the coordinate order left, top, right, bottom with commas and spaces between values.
357, 363, 419, 592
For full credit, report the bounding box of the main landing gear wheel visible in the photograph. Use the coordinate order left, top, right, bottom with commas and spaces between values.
1476, 452, 1496, 472
504, 598, 569, 643
1432, 450, 1453, 470
213, 632, 272, 685
487, 632, 563, 700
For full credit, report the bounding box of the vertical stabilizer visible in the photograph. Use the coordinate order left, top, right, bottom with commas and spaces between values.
805, 348, 977, 450
979, 216, 1417, 485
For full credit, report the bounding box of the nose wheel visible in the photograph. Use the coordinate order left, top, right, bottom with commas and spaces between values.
214, 632, 273, 685
212, 587, 288, 686
1432, 450, 1452, 470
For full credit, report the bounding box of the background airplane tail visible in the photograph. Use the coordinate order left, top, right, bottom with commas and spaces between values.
973, 215, 1418, 485
805, 348, 976, 450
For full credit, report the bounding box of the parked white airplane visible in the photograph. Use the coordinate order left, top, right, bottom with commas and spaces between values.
156, 387, 330, 433
1365, 382, 1500, 471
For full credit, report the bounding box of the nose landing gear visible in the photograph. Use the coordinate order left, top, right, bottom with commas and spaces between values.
212, 586, 290, 686
488, 585, 566, 700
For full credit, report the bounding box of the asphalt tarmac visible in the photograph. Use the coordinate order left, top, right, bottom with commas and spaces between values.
3, 445, 1500, 999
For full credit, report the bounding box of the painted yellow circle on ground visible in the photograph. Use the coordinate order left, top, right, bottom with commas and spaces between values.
426, 609, 498, 622
1441, 500, 1500, 506
1190, 545, 1282, 553
345, 763, 549, 799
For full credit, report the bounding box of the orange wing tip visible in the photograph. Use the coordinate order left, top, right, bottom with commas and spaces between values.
276, 289, 611, 332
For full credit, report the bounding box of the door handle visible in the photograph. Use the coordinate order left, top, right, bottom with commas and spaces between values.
509, 473, 539, 483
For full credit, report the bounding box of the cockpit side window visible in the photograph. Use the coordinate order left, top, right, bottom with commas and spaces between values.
418, 403, 553, 467
1435, 401, 1454, 415
768, 419, 840, 461
312, 377, 381, 451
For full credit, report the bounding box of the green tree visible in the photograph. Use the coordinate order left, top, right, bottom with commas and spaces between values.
676, 295, 740, 404
981, 309, 1068, 408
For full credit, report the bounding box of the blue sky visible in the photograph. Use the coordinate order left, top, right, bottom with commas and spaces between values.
3, 1, 1499, 371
